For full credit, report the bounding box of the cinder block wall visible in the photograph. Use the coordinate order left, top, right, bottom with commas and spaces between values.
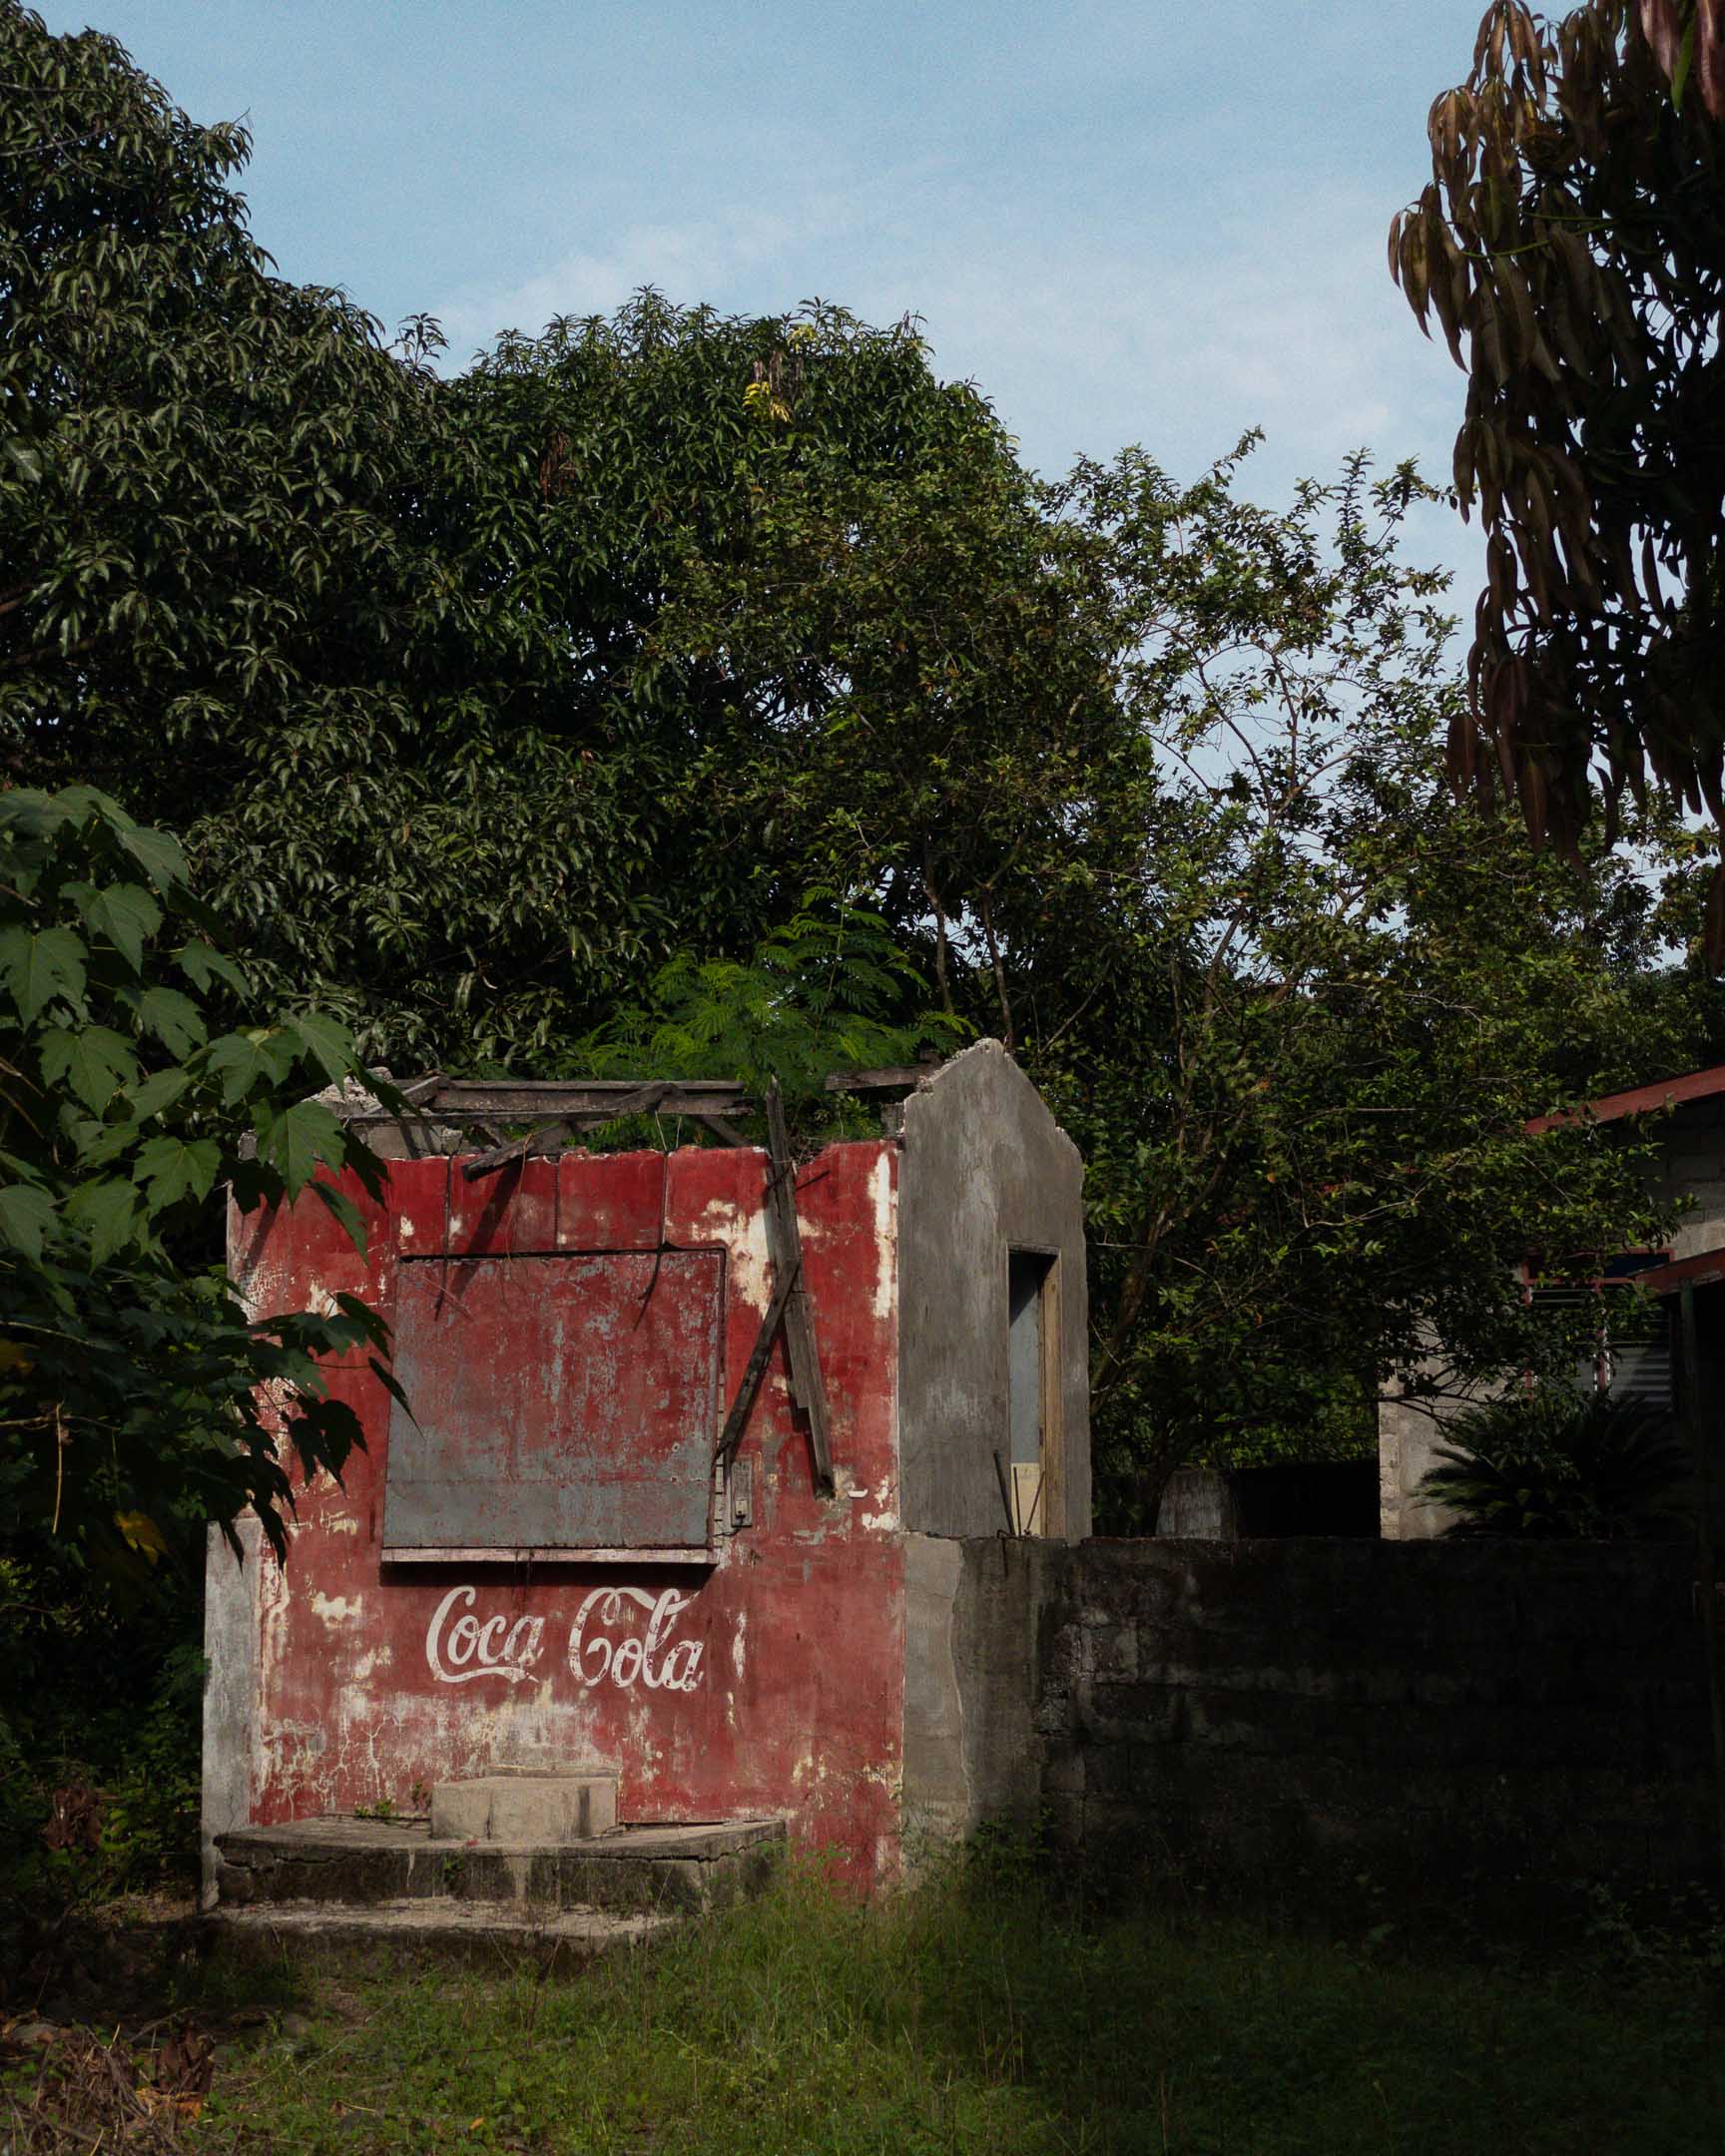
949, 1537, 1718, 1896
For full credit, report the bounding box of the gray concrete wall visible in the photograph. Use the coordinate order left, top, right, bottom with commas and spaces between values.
897, 1042, 1090, 1540
1017, 1537, 1717, 1902
900, 1532, 1048, 1852
1379, 1354, 1470, 1541
200, 1515, 262, 1909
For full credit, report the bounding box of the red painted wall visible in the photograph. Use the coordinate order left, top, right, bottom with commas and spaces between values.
230, 1139, 904, 1885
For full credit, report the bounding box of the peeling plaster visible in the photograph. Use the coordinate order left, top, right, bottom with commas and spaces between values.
234, 1138, 907, 1881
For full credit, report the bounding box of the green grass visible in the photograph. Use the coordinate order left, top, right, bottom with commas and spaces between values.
177, 1863, 1725, 2156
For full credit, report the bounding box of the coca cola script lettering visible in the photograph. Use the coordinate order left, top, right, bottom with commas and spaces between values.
424, 1585, 705, 1694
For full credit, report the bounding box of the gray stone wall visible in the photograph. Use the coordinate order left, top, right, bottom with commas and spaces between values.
941, 1536, 1718, 1897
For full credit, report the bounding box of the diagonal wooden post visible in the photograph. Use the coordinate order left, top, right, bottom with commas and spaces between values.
763, 1079, 836, 1497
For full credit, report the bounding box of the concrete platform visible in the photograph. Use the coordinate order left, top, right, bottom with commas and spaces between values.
206, 1896, 676, 1969
214, 1815, 785, 1918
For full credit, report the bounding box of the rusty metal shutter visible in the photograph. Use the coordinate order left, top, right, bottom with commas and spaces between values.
381, 1250, 723, 1556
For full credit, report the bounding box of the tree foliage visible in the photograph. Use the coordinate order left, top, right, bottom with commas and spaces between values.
0, 786, 394, 1568
1019, 448, 1707, 1504
7, 2, 1723, 1521
576, 893, 964, 1109
2, 0, 1106, 1068
1392, 1, 1725, 936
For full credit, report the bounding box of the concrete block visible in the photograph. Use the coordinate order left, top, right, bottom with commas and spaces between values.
430, 1772, 619, 1844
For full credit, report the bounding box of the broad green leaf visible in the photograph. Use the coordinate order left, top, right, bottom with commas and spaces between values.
124, 1067, 193, 1121
368, 1354, 414, 1421
285, 1010, 357, 1085
74, 882, 162, 972
256, 1099, 344, 1197
176, 940, 250, 998
135, 984, 206, 1057
0, 789, 62, 839
133, 1133, 223, 1212
0, 1182, 54, 1261
115, 822, 186, 892
64, 1176, 146, 1266
3, 438, 44, 484
0, 924, 87, 1023
40, 1023, 139, 1114
205, 1029, 296, 1106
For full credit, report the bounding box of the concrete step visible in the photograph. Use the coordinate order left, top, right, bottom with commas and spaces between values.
430, 1769, 619, 1843
214, 1816, 784, 1918
206, 1896, 676, 1969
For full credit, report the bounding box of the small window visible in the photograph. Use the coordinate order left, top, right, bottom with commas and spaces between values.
1007, 1250, 1058, 1534
1527, 1279, 1673, 1415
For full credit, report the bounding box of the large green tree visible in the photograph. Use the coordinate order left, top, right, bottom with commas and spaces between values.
7, 0, 1718, 1526
1006, 447, 1712, 1509
3, 2, 1129, 1070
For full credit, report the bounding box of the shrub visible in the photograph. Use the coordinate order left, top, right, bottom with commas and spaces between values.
1415, 1390, 1688, 1539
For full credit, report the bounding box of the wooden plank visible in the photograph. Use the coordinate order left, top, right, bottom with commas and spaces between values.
342, 1089, 753, 1131
823, 1066, 936, 1094
713, 1257, 801, 1468
460, 1120, 571, 1181
430, 1078, 749, 1117
763, 1080, 836, 1496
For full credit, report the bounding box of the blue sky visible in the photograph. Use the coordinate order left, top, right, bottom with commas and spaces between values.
43, 0, 1491, 594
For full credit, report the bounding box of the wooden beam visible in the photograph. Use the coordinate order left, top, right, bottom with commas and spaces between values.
823, 1065, 938, 1094
411, 1078, 751, 1119
460, 1120, 572, 1182
713, 1257, 801, 1468
342, 1086, 754, 1130
763, 1079, 836, 1497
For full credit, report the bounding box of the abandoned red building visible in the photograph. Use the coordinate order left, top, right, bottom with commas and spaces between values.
201, 1041, 1090, 1909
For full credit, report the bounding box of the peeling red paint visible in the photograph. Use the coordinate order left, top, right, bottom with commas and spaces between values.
231, 1140, 904, 1885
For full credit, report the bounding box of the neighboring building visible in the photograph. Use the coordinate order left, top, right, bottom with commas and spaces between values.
1380, 1062, 1725, 1539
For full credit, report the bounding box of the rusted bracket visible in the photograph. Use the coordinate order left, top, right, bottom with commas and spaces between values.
763, 1079, 836, 1497
714, 1256, 801, 1469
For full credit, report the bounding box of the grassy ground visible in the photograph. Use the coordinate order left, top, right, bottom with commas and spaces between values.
7, 1864, 1725, 2154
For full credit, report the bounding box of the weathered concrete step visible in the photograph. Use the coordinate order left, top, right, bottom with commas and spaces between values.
431, 1770, 619, 1843
215, 1816, 785, 1917
206, 1897, 675, 1969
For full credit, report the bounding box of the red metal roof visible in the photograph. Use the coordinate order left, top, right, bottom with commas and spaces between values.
1525, 1061, 1725, 1135
1620, 1244, 1725, 1297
